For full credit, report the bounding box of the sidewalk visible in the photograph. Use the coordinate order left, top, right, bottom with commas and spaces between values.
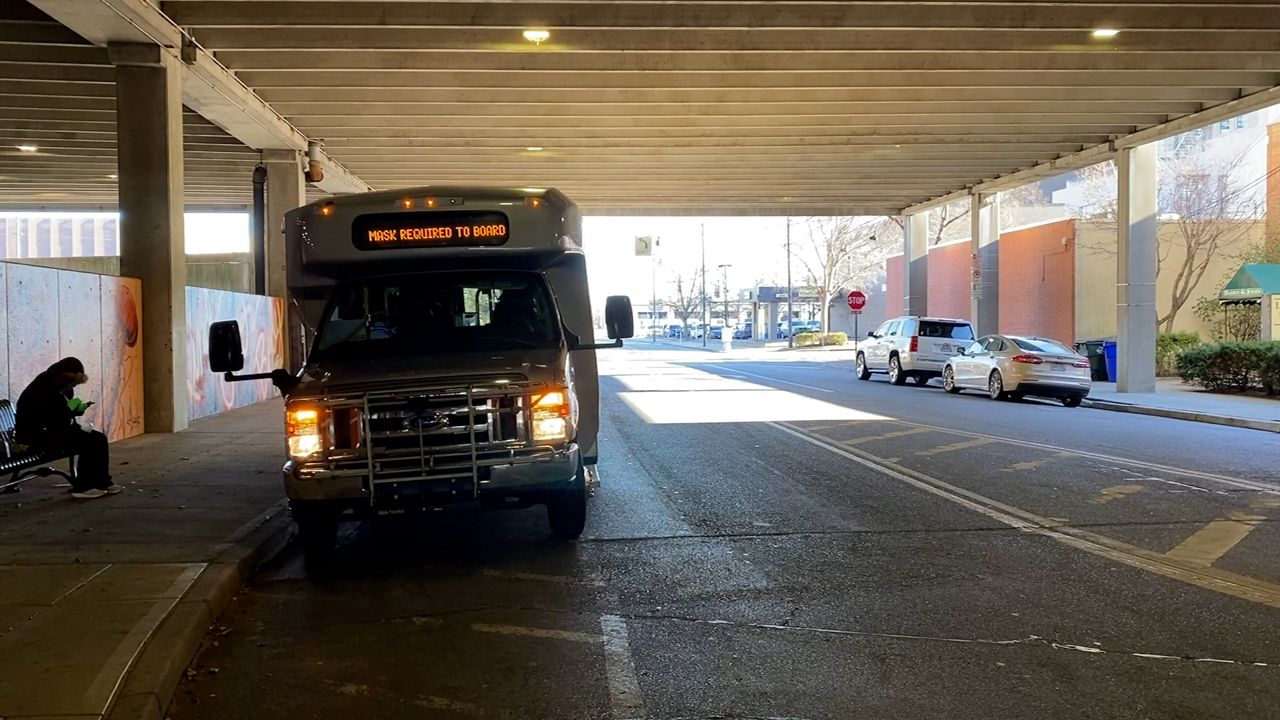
1085, 377, 1280, 433
0, 400, 289, 720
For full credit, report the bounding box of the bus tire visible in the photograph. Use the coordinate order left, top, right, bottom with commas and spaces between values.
548, 465, 587, 540
295, 506, 337, 572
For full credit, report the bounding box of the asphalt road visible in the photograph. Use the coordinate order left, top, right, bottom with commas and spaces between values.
172, 346, 1280, 720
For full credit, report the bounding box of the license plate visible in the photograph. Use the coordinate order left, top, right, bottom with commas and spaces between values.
939, 345, 952, 353
1052, 363, 1066, 372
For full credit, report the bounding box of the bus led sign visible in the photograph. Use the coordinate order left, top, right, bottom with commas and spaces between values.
353, 211, 510, 250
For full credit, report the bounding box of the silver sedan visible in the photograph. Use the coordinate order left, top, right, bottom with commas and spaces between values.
942, 335, 1092, 407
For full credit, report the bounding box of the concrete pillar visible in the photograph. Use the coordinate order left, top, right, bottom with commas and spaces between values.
903, 212, 928, 315
262, 149, 305, 299
110, 42, 188, 432
1268, 123, 1280, 250
1116, 143, 1159, 393
969, 193, 1000, 335
767, 302, 779, 341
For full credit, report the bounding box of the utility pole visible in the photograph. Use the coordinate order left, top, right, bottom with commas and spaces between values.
650, 237, 659, 343
718, 264, 732, 335
701, 223, 708, 348
786, 217, 794, 349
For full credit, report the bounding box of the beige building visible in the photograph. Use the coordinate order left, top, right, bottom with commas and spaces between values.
1074, 219, 1266, 340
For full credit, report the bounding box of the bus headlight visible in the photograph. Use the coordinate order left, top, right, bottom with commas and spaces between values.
531, 389, 571, 442
286, 406, 328, 461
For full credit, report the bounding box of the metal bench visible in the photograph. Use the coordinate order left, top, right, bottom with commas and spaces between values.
0, 399, 77, 494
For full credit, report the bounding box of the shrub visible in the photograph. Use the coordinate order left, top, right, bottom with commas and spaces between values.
1156, 331, 1200, 376
1177, 341, 1280, 394
794, 332, 847, 348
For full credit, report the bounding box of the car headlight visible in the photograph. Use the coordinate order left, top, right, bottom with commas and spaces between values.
286, 406, 329, 461
531, 388, 571, 442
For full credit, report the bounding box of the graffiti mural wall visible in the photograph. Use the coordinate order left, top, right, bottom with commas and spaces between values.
2, 263, 144, 442
186, 286, 284, 421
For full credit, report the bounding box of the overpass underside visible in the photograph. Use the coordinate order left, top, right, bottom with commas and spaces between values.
1, 0, 1278, 421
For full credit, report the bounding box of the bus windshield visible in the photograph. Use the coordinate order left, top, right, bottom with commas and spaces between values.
312, 271, 561, 360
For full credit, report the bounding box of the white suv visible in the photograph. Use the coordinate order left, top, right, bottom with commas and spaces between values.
856, 316, 976, 386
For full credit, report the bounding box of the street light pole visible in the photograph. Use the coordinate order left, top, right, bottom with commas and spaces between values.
786, 217, 794, 349
718, 263, 732, 334
650, 238, 659, 343
701, 223, 708, 348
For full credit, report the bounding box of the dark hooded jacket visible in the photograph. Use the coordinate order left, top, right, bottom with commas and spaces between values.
16, 357, 84, 448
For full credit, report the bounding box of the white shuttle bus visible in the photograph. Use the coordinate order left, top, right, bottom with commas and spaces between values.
207, 187, 634, 564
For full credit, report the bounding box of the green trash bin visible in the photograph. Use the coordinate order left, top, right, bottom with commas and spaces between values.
1075, 340, 1110, 382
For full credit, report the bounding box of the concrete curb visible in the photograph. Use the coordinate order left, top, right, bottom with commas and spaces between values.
103, 500, 294, 720
1082, 398, 1280, 433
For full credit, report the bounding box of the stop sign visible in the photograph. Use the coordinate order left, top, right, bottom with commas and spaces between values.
847, 291, 867, 313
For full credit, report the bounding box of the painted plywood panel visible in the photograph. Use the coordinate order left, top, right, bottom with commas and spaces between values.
0, 264, 7, 400
7, 263, 60, 400
100, 277, 143, 441
186, 287, 284, 421
57, 270, 103, 432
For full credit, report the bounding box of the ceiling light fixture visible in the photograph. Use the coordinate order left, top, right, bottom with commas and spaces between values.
107, 174, 117, 180
522, 29, 550, 45
525, 146, 545, 152
16, 144, 38, 152
1092, 28, 1120, 38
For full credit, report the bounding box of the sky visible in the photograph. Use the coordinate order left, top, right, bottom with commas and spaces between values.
584, 215, 816, 309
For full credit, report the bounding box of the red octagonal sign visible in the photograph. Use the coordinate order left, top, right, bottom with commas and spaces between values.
847, 291, 867, 312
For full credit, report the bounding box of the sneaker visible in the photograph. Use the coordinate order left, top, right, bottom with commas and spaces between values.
101, 484, 123, 495
70, 488, 106, 499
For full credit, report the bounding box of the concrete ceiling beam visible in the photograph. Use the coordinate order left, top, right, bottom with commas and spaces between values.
181, 27, 1280, 53
208, 50, 1280, 73
163, 1, 1280, 32
28, 0, 371, 194
256, 86, 1242, 104
268, 101, 1204, 117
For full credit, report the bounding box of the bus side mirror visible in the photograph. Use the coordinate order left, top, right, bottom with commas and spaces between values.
209, 320, 245, 373
605, 296, 635, 340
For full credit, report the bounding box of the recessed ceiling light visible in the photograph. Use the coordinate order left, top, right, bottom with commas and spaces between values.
1092, 28, 1120, 38
16, 144, 37, 152
107, 174, 117, 180
525, 146, 545, 152
522, 29, 550, 45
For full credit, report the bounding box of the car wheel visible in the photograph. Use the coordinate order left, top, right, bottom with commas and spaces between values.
988, 370, 1006, 401
888, 355, 906, 386
547, 462, 587, 540
1062, 396, 1083, 408
943, 366, 961, 394
856, 353, 871, 381
295, 506, 338, 573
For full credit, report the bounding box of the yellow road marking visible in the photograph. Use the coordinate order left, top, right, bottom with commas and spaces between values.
1164, 513, 1267, 567
915, 437, 998, 457
1091, 484, 1145, 505
1251, 498, 1280, 510
773, 421, 1280, 610
1003, 451, 1074, 473
842, 427, 934, 445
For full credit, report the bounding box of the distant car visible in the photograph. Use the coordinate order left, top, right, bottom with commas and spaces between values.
709, 325, 725, 340
792, 320, 822, 335
664, 324, 683, 338
857, 316, 976, 386
733, 323, 753, 340
942, 334, 1092, 407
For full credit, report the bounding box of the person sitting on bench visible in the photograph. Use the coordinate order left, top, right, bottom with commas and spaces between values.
16, 357, 120, 499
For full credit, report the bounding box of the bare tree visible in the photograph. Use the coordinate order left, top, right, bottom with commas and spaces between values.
1070, 151, 1263, 330
1158, 152, 1262, 331
882, 198, 971, 247
668, 270, 705, 338
793, 217, 896, 332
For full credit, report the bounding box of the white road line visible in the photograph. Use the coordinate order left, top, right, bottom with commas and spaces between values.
469, 623, 600, 644
714, 367, 834, 393
599, 614, 647, 720
771, 422, 1280, 610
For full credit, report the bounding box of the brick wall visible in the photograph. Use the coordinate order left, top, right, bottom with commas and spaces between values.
999, 218, 1076, 344
926, 241, 970, 319
885, 254, 904, 318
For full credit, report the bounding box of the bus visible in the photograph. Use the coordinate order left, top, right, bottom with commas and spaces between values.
205, 186, 634, 564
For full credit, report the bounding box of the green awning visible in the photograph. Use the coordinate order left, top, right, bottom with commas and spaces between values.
1219, 263, 1280, 303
